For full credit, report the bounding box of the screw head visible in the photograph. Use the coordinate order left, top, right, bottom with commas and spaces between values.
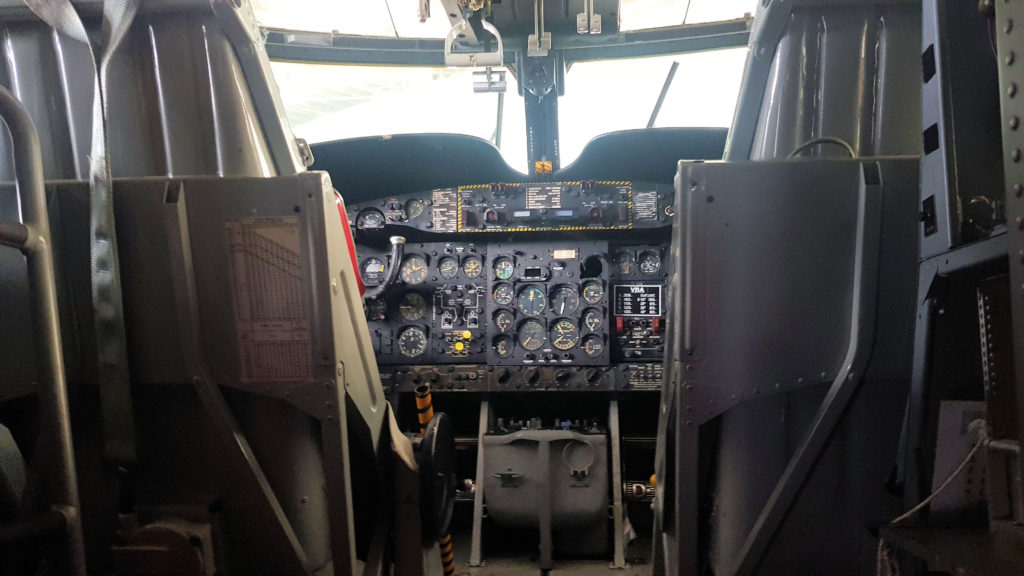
1012, 148, 1021, 162
1011, 83, 1019, 97
1008, 51, 1017, 65
1012, 116, 1020, 130
1015, 183, 1024, 197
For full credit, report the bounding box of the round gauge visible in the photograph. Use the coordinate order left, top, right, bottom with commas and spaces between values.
405, 198, 425, 219
614, 252, 635, 275
360, 257, 386, 286
639, 251, 662, 275
365, 298, 387, 321
550, 318, 580, 351
550, 286, 580, 315
582, 281, 604, 304
398, 326, 428, 358
438, 257, 459, 279
462, 256, 483, 279
493, 335, 514, 358
581, 335, 604, 357
494, 257, 514, 280
493, 283, 514, 306
356, 209, 385, 230
517, 319, 546, 351
583, 308, 602, 332
399, 292, 427, 321
517, 286, 547, 317
399, 255, 428, 285
494, 309, 515, 333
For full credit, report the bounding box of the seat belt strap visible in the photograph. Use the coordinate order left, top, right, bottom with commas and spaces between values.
23, 0, 140, 464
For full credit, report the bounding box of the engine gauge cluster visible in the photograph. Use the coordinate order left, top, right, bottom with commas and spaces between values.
356, 241, 488, 364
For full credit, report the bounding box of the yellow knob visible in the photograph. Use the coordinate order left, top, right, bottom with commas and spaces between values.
455, 342, 465, 351
649, 474, 657, 487
462, 330, 472, 339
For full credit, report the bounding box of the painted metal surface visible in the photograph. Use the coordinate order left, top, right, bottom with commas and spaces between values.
919, 0, 1005, 259
0, 84, 84, 574
40, 174, 386, 573
994, 0, 1024, 510
264, 19, 750, 66
658, 158, 919, 575
0, 7, 300, 182
726, 0, 921, 160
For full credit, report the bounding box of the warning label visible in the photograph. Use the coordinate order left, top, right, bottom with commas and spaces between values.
525, 185, 563, 210
227, 217, 311, 382
634, 190, 658, 220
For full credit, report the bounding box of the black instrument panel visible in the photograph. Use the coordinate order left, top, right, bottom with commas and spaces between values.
348, 180, 673, 234
351, 181, 672, 392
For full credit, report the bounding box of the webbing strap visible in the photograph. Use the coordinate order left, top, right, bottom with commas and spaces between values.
24, 0, 139, 464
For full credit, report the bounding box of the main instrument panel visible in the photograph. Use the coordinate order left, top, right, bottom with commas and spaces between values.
350, 181, 672, 393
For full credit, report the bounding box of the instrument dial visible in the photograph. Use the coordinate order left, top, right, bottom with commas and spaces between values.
550, 318, 580, 351
494, 309, 515, 333
517, 319, 546, 351
493, 283, 514, 306
398, 326, 428, 358
399, 292, 427, 321
582, 281, 604, 304
463, 256, 483, 279
516, 286, 547, 317
399, 255, 428, 285
356, 209, 385, 230
583, 308, 602, 332
494, 257, 514, 280
493, 335, 514, 358
360, 257, 385, 286
581, 335, 604, 357
550, 285, 580, 315
438, 257, 459, 279
614, 252, 635, 275
639, 251, 662, 275
405, 198, 425, 219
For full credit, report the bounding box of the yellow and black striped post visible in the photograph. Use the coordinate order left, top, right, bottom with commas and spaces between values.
414, 384, 457, 575
439, 533, 456, 576
415, 384, 434, 435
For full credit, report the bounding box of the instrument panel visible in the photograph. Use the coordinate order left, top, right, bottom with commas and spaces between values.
350, 181, 672, 392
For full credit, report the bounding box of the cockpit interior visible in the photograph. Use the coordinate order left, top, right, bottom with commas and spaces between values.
0, 1, 1022, 575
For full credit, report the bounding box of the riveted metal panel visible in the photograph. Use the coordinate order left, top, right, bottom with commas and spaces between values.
994, 0, 1024, 502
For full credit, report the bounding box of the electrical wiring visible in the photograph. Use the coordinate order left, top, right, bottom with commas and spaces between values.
877, 420, 988, 576
787, 136, 857, 159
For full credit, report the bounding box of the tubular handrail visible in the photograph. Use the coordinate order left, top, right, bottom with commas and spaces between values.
0, 84, 86, 574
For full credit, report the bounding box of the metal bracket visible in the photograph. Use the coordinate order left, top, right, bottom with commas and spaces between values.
577, 0, 602, 35
492, 468, 523, 487
295, 138, 314, 168
528, 0, 552, 56
445, 19, 504, 67
473, 67, 507, 93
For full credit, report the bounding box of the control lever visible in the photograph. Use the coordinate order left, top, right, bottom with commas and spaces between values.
364, 236, 405, 301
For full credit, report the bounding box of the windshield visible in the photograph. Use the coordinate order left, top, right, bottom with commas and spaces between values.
270, 62, 529, 172
559, 48, 747, 166
261, 0, 755, 174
